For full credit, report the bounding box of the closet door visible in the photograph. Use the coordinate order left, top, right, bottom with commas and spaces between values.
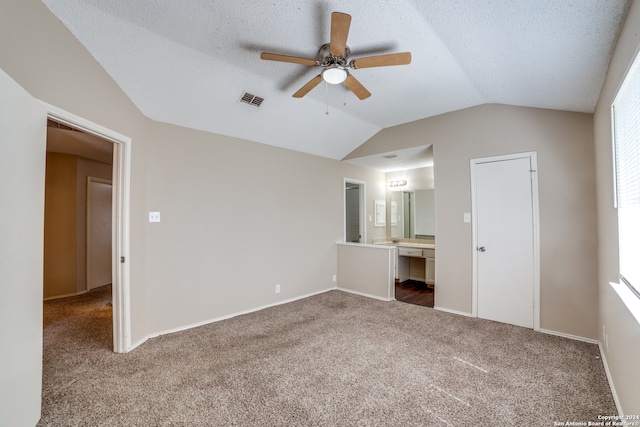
473, 155, 537, 329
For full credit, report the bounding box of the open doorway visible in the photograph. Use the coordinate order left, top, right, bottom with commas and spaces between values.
41, 102, 131, 353
45, 120, 113, 296
44, 120, 114, 347
343, 146, 435, 307
344, 179, 365, 243
385, 149, 435, 309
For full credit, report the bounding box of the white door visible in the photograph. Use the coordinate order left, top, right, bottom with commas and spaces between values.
473, 155, 537, 329
87, 177, 112, 290
0, 69, 46, 426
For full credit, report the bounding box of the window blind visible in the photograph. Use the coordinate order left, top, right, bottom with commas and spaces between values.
612, 49, 640, 297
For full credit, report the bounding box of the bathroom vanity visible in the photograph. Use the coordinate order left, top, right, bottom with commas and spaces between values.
397, 244, 435, 284
373, 239, 435, 284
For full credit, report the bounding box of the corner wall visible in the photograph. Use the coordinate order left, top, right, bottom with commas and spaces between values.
593, 0, 640, 415
349, 104, 598, 340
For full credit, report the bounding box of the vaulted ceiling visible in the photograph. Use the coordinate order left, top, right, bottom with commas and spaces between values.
43, 0, 631, 164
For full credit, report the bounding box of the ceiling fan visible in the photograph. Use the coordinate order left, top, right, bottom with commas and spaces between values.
260, 12, 411, 100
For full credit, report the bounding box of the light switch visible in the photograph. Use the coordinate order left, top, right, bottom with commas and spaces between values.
463, 213, 471, 223
149, 212, 161, 223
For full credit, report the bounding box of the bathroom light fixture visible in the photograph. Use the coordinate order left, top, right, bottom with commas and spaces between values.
389, 180, 407, 187
321, 66, 348, 84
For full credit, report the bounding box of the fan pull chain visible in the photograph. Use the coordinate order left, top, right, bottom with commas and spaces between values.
325, 81, 329, 115
343, 81, 347, 106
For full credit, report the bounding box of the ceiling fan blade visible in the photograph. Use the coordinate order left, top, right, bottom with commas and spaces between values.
330, 12, 351, 57
344, 75, 371, 100
292, 75, 324, 98
350, 52, 412, 69
260, 52, 317, 66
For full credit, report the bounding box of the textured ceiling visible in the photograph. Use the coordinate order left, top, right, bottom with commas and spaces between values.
42, 0, 630, 164
345, 145, 434, 173
47, 123, 114, 165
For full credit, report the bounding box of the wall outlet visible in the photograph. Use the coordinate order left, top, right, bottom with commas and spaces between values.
275, 284, 281, 294
148, 212, 161, 223
333, 275, 337, 282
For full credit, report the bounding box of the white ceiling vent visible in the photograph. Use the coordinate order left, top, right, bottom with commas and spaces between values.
240, 92, 264, 108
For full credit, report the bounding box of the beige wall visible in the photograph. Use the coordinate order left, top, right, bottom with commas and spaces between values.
141, 122, 385, 333
593, 0, 640, 415
352, 104, 598, 339
0, 68, 47, 427
0, 0, 385, 344
337, 243, 395, 300
44, 153, 77, 299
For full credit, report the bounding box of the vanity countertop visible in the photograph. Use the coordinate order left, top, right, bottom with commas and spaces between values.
395, 242, 435, 249
373, 240, 435, 250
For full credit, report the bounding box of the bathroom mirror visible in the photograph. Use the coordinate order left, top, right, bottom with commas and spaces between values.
342, 145, 434, 241
390, 189, 434, 240
388, 165, 435, 241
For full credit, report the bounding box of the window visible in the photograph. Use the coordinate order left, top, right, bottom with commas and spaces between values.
612, 48, 640, 298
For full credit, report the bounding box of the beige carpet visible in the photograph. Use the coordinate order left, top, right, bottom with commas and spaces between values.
39, 286, 616, 426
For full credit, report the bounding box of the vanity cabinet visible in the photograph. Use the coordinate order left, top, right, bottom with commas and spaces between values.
425, 249, 435, 285
396, 246, 435, 285
398, 247, 424, 257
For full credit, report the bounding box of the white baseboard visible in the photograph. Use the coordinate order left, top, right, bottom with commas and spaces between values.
538, 328, 599, 344
43, 290, 88, 301
598, 341, 623, 416
130, 287, 337, 351
434, 306, 473, 317
336, 287, 394, 302
537, 330, 621, 415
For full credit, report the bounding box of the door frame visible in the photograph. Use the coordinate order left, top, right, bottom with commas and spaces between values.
344, 178, 366, 244
40, 101, 132, 353
470, 151, 540, 331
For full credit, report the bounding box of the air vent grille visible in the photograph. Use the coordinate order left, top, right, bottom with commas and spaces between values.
240, 92, 264, 108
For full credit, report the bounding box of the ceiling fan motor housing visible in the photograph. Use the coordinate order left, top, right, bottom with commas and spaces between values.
318, 43, 350, 67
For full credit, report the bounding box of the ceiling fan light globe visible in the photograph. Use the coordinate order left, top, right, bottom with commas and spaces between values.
322, 67, 348, 84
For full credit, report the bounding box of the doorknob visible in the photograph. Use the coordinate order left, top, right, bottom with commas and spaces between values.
478, 246, 486, 252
